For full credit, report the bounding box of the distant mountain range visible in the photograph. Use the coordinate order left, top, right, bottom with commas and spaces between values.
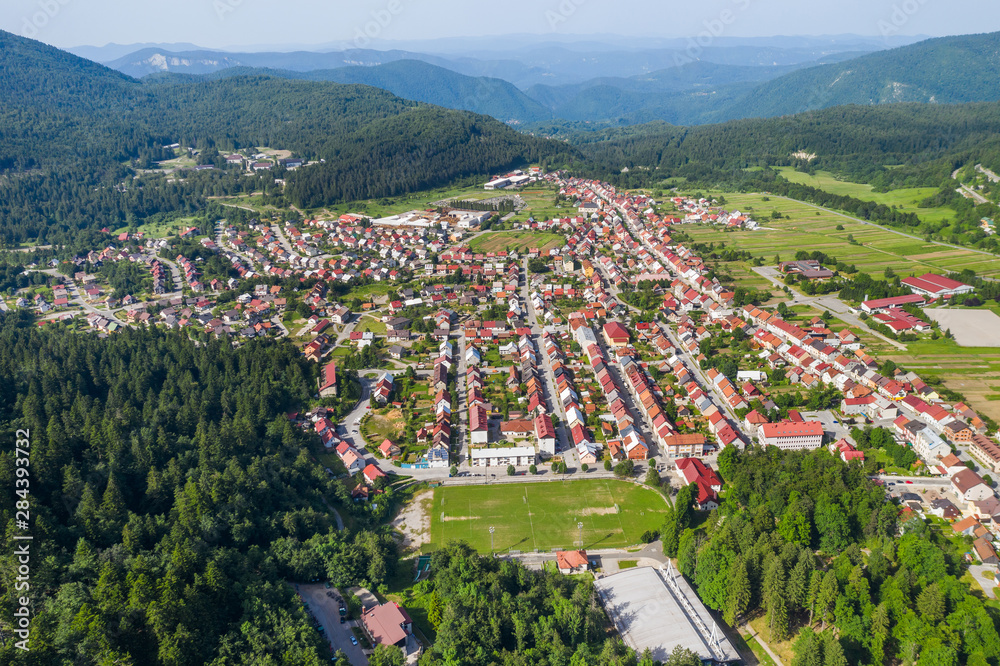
0, 30, 575, 194
261, 60, 553, 124
80, 31, 1000, 129
99, 47, 461, 79
88, 38, 885, 88
718, 31, 1000, 119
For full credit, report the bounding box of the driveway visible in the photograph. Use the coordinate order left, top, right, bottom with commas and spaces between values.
969, 565, 998, 599
298, 583, 368, 664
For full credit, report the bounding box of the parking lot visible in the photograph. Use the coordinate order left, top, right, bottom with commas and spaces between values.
298, 583, 368, 665
801, 410, 855, 444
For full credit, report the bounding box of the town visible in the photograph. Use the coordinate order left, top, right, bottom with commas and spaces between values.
7, 162, 1000, 663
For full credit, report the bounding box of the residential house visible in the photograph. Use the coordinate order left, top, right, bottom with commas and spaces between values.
952, 468, 993, 503
361, 602, 413, 648
556, 550, 589, 574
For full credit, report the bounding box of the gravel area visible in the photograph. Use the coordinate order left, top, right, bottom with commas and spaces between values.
926, 309, 1000, 347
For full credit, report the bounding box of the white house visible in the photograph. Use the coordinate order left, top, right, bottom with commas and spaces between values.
953, 469, 994, 502
470, 447, 535, 467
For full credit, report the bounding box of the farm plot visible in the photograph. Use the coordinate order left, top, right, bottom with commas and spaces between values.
469, 231, 565, 254
679, 193, 1000, 279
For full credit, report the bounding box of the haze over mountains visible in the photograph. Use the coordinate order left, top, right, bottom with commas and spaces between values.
70, 31, 1000, 128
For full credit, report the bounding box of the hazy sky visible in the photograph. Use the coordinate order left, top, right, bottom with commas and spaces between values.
3, 0, 998, 50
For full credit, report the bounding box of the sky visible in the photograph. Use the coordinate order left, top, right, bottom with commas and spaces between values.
3, 0, 998, 51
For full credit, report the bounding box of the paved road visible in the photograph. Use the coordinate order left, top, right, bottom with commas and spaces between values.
271, 222, 302, 260
746, 267, 908, 351
873, 474, 950, 488
506, 540, 667, 566
298, 584, 367, 665
215, 220, 259, 269
522, 256, 575, 464
593, 253, 750, 444
969, 564, 998, 600
339, 374, 375, 454
587, 198, 754, 444
33, 268, 130, 327
156, 254, 185, 291
977, 164, 1000, 184
958, 185, 989, 205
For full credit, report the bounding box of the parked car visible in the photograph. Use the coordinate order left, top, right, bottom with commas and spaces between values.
350, 636, 358, 646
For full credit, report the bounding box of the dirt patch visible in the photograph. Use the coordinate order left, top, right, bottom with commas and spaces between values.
392, 490, 432, 549
926, 309, 1000, 347
579, 506, 618, 516
440, 515, 479, 522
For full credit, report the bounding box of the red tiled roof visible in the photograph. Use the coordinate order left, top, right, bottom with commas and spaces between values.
760, 421, 824, 438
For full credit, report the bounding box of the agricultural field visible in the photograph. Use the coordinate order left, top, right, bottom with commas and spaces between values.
702, 258, 779, 297
428, 480, 668, 553
774, 167, 955, 226
881, 337, 1000, 422
468, 230, 565, 254
506, 186, 575, 223
678, 193, 1000, 279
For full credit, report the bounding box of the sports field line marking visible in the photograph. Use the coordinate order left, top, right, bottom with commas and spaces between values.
524, 487, 537, 550
604, 480, 628, 539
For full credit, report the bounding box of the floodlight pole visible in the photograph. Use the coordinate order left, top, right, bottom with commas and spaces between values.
489, 525, 495, 553
577, 521, 583, 548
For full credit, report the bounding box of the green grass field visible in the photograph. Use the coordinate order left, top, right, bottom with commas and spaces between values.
775, 167, 954, 225
469, 231, 565, 254
113, 215, 201, 239
354, 316, 387, 334
679, 192, 1000, 279
429, 480, 668, 553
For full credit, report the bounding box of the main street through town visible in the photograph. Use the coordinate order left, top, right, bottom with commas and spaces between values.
593, 259, 753, 450
522, 256, 577, 467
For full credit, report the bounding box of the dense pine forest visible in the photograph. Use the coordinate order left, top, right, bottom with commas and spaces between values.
0, 312, 365, 664
669, 445, 1000, 666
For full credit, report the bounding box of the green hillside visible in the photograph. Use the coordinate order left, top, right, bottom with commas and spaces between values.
0, 31, 578, 243
576, 103, 1000, 183
290, 60, 553, 124
726, 31, 1000, 119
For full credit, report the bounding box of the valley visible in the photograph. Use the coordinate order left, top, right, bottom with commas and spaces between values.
4, 15, 1000, 666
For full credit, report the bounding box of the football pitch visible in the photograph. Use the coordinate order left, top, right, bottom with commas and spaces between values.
428, 480, 669, 553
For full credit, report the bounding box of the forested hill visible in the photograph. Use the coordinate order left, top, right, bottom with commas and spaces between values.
267, 60, 554, 124
0, 31, 580, 244
575, 102, 1000, 186
0, 30, 576, 184
723, 31, 1000, 120
0, 312, 402, 664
